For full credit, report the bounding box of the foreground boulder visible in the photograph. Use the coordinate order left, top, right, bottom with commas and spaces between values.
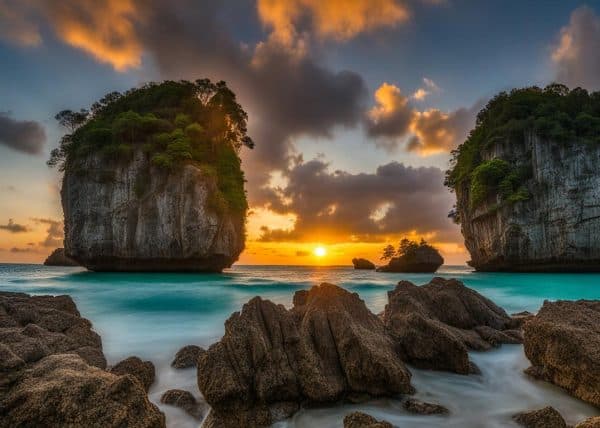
576, 417, 600, 428
352, 258, 376, 270
0, 354, 164, 427
110, 356, 155, 392
343, 412, 393, 428
43, 248, 79, 266
523, 300, 600, 407
171, 344, 205, 369
0, 292, 164, 427
0, 291, 106, 370
197, 283, 412, 427
513, 406, 567, 428
383, 278, 521, 374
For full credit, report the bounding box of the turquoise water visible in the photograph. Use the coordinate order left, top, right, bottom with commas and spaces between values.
1, 264, 599, 427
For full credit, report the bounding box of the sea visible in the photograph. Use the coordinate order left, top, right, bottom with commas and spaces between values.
1, 263, 599, 427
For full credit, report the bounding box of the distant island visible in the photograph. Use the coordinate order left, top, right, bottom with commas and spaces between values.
446, 84, 600, 272
49, 80, 253, 272
376, 238, 443, 273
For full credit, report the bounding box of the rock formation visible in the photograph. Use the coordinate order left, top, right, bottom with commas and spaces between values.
383, 278, 521, 374
377, 245, 443, 273
352, 258, 376, 270
43, 248, 79, 266
197, 283, 413, 427
402, 398, 449, 415
62, 151, 245, 272
109, 356, 155, 392
343, 412, 393, 428
523, 300, 600, 407
513, 406, 568, 428
0, 291, 164, 427
576, 417, 600, 428
160, 389, 205, 420
171, 344, 205, 369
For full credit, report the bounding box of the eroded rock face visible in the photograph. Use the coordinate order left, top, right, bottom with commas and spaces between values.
0, 292, 164, 427
110, 356, 155, 392
0, 354, 165, 428
343, 412, 393, 428
43, 248, 79, 266
456, 134, 600, 272
352, 258, 376, 270
0, 291, 106, 370
197, 283, 413, 427
383, 278, 521, 374
523, 300, 600, 407
576, 417, 600, 428
513, 406, 567, 428
62, 150, 245, 272
171, 344, 205, 369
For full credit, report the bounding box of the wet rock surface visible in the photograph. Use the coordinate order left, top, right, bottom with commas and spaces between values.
576, 417, 600, 428
402, 398, 449, 415
109, 356, 155, 392
523, 300, 600, 407
383, 278, 521, 374
343, 411, 393, 428
197, 283, 412, 427
171, 344, 205, 369
160, 389, 204, 420
513, 406, 567, 428
352, 258, 376, 270
0, 292, 164, 427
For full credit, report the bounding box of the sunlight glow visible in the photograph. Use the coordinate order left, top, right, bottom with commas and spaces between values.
314, 246, 327, 257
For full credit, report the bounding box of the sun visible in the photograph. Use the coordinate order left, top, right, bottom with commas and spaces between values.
313, 246, 327, 257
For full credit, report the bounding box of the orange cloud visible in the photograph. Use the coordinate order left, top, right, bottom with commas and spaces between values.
0, 0, 143, 71
257, 0, 409, 47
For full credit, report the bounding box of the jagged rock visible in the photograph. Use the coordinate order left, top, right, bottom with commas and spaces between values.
576, 417, 600, 428
343, 412, 393, 428
511, 311, 535, 327
43, 248, 79, 266
383, 278, 521, 374
0, 354, 165, 428
0, 291, 106, 369
110, 356, 155, 392
62, 150, 245, 272
352, 258, 376, 270
171, 344, 205, 369
513, 406, 567, 428
197, 283, 412, 427
160, 389, 204, 420
523, 300, 600, 407
403, 398, 449, 415
377, 245, 443, 273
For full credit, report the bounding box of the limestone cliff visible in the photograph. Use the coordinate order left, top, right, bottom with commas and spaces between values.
455, 133, 600, 271
62, 149, 244, 272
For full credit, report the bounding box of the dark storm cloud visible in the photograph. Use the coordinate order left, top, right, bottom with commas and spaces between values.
0, 112, 46, 154
0, 219, 29, 233
136, 0, 367, 198
259, 159, 459, 243
552, 6, 600, 91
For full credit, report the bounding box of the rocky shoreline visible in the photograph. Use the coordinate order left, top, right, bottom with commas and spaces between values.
1, 280, 598, 427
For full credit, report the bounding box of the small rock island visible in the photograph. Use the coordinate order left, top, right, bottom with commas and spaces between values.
447, 84, 600, 271
352, 258, 376, 270
377, 238, 444, 273
49, 80, 253, 272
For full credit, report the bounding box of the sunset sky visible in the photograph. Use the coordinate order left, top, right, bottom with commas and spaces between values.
1, 0, 600, 265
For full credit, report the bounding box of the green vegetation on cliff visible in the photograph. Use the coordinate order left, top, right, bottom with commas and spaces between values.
48, 79, 254, 215
445, 84, 600, 211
